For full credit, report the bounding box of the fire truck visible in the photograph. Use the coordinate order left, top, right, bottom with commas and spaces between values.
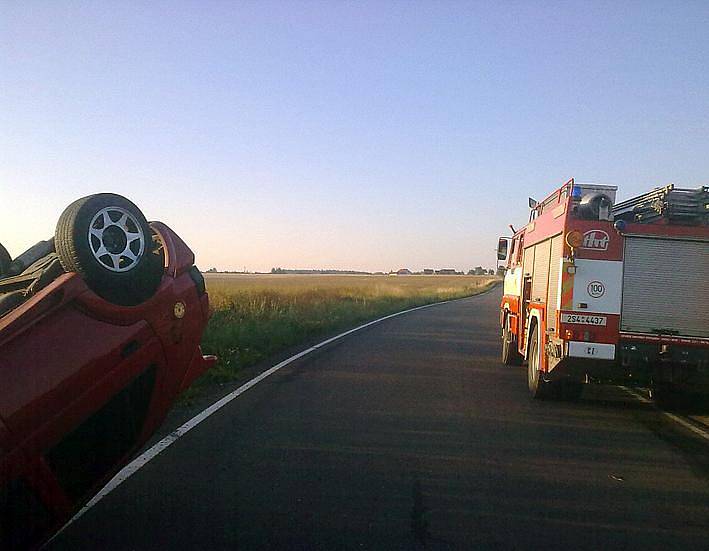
497, 178, 708, 402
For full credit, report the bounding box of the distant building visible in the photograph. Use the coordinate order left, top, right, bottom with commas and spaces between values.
423, 269, 434, 275
396, 268, 412, 275
436, 269, 458, 275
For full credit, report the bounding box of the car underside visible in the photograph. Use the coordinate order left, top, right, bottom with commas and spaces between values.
0, 194, 215, 549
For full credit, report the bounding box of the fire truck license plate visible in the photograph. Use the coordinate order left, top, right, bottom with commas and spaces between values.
561, 313, 607, 326
568, 342, 616, 360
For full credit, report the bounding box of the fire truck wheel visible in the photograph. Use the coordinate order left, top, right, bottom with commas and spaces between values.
501, 315, 522, 366
527, 328, 556, 399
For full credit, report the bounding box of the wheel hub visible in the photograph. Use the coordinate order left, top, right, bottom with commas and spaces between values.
87, 206, 145, 272
102, 225, 128, 254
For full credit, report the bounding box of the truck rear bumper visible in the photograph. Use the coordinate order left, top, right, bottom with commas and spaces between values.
548, 340, 709, 389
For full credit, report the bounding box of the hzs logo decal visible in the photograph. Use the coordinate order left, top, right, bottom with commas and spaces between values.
582, 230, 609, 250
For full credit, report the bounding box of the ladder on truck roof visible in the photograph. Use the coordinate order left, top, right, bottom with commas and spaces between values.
612, 184, 709, 225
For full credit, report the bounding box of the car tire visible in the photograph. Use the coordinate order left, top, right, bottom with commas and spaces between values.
0, 242, 10, 278
55, 194, 163, 306
501, 315, 522, 366
527, 328, 557, 399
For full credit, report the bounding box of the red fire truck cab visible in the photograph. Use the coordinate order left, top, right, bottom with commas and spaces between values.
497, 178, 708, 402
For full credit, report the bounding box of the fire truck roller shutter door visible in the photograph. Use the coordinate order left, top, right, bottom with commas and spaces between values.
547, 234, 564, 332
532, 239, 551, 304
621, 236, 709, 338
523, 245, 535, 278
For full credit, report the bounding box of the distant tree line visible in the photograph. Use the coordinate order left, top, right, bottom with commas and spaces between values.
203, 266, 499, 275
468, 266, 496, 275
270, 268, 372, 275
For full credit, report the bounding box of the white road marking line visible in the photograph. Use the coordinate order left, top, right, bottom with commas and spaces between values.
619, 386, 651, 404
47, 288, 496, 544
619, 386, 709, 442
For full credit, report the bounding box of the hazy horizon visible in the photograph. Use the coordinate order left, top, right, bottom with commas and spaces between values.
203, 267, 497, 274
2, 1, 707, 272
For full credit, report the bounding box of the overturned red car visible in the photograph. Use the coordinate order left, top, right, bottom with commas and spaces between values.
0, 193, 215, 549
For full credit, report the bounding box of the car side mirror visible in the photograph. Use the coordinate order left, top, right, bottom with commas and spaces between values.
497, 237, 512, 261
528, 197, 538, 209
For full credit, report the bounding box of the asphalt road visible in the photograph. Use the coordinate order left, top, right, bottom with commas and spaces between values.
50, 290, 709, 550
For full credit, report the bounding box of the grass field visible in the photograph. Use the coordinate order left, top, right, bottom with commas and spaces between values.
196, 274, 498, 392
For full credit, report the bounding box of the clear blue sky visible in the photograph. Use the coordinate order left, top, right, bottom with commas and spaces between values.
2, 1, 707, 272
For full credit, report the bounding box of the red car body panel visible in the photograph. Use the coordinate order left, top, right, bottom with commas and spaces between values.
0, 222, 215, 549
